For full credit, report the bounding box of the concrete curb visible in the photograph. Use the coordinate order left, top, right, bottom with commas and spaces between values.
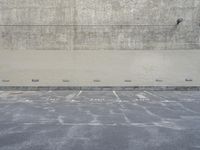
0, 86, 200, 91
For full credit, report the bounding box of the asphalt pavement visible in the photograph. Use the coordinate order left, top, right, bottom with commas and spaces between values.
0, 90, 200, 150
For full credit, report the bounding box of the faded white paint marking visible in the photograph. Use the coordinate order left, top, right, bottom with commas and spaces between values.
65, 93, 76, 100
144, 91, 168, 101
144, 91, 158, 97
136, 94, 146, 99
22, 122, 149, 127
49, 109, 55, 112
177, 103, 199, 114
58, 116, 65, 125
123, 112, 131, 123
138, 104, 161, 118
119, 107, 131, 124
22, 99, 32, 103
71, 99, 79, 103
20, 121, 185, 128
90, 98, 105, 102
144, 91, 173, 104
76, 91, 82, 97
113, 91, 121, 102
136, 93, 149, 101
153, 121, 184, 130
86, 111, 100, 124
182, 98, 195, 102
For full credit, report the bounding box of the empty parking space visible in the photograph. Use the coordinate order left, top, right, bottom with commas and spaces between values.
0, 90, 200, 150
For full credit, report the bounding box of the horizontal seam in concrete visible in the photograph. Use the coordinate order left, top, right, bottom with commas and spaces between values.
0, 86, 200, 91
0, 24, 178, 26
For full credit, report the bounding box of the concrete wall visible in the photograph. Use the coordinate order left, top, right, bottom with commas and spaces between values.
1, 0, 200, 87
1, 50, 200, 87
0, 0, 200, 50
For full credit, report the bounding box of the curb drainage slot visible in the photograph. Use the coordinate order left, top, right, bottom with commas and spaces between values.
185, 79, 193, 82
2, 80, 10, 83
124, 80, 132, 82
94, 80, 101, 82
156, 79, 163, 82
63, 80, 70, 82
32, 79, 39, 83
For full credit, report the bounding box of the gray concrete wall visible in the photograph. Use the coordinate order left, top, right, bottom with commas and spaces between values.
1, 50, 200, 87
1, 0, 200, 87
0, 0, 200, 50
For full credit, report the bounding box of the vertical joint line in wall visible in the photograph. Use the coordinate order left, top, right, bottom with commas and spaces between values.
41, 26, 44, 50
72, 0, 77, 51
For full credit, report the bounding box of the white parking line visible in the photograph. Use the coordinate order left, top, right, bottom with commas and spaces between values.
76, 91, 82, 97
136, 92, 149, 101
144, 91, 165, 100
113, 91, 121, 102
144, 91, 173, 102
136, 94, 146, 99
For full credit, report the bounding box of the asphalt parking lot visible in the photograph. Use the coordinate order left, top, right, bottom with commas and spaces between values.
0, 90, 200, 150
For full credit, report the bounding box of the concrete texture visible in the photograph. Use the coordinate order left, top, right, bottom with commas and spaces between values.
1, 50, 200, 87
0, 0, 200, 50
0, 90, 200, 150
1, 0, 200, 86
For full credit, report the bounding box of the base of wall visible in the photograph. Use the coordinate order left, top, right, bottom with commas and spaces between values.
1, 50, 200, 87
0, 86, 200, 91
